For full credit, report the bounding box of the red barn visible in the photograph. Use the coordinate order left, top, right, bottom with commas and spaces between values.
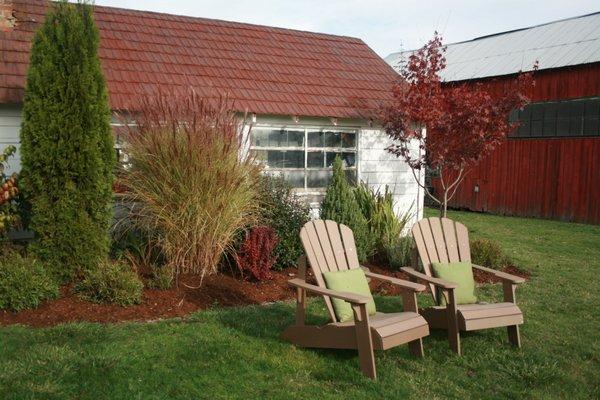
387, 13, 600, 224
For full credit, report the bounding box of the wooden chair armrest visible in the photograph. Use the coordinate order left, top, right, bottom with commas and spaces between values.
363, 270, 426, 292
400, 267, 458, 289
471, 264, 526, 284
288, 278, 370, 305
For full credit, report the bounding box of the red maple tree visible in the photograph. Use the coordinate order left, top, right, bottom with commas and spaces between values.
383, 33, 536, 216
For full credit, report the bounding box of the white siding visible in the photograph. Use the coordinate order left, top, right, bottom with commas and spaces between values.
359, 128, 424, 226
0, 105, 22, 174
0, 108, 424, 227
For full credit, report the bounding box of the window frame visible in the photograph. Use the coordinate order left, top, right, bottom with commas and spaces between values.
249, 124, 359, 192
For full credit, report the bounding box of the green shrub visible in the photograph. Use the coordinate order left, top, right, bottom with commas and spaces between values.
321, 156, 374, 262
20, 1, 115, 279
119, 92, 262, 283
470, 238, 511, 269
384, 235, 413, 270
354, 183, 412, 254
147, 264, 174, 290
0, 252, 59, 311
258, 175, 310, 270
76, 260, 143, 306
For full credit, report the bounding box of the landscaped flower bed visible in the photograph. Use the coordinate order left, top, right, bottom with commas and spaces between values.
0, 261, 528, 327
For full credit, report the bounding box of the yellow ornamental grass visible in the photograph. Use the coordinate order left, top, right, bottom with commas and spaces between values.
119, 91, 262, 284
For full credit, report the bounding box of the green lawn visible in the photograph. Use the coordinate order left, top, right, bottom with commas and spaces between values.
1, 210, 599, 399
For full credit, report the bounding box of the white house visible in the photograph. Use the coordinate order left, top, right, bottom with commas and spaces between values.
0, 0, 423, 222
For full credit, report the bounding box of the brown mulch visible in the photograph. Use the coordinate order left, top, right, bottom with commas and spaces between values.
0, 264, 530, 328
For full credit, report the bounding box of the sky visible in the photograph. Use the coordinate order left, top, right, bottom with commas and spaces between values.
92, 0, 599, 57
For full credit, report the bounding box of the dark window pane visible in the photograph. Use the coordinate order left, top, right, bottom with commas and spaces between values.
583, 117, 599, 136
326, 152, 356, 167
345, 169, 357, 185
286, 130, 304, 147
252, 129, 270, 146
341, 132, 356, 148
517, 120, 531, 137
570, 101, 584, 118
324, 130, 342, 147
557, 102, 570, 119
267, 150, 284, 167
308, 131, 324, 147
282, 171, 305, 188
543, 118, 556, 137
307, 170, 333, 188
570, 117, 583, 136
307, 151, 324, 168
281, 150, 304, 168
266, 170, 304, 188
584, 99, 599, 117
556, 118, 570, 136
531, 120, 543, 137
508, 109, 519, 123
531, 103, 544, 120
268, 129, 284, 146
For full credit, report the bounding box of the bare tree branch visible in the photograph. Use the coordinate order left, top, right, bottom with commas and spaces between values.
409, 165, 441, 205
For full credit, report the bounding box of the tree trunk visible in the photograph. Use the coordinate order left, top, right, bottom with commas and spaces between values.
442, 190, 448, 217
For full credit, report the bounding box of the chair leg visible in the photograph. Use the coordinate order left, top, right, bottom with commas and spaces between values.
445, 290, 461, 355
408, 338, 424, 357
507, 325, 521, 348
352, 304, 376, 380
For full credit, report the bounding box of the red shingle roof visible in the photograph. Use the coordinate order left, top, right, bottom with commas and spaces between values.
0, 0, 398, 119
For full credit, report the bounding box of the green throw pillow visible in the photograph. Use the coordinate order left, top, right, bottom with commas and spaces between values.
431, 261, 478, 306
322, 268, 376, 322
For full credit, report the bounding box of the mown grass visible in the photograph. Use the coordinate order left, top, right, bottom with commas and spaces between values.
1, 209, 599, 399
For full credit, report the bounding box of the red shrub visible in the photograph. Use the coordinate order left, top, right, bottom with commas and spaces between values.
236, 226, 279, 281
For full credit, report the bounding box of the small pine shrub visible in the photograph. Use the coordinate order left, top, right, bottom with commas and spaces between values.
321, 156, 374, 262
76, 260, 143, 306
0, 252, 59, 311
384, 235, 413, 270
258, 175, 310, 270
236, 226, 279, 281
470, 238, 511, 269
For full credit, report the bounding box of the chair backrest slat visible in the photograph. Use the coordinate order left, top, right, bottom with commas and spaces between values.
455, 222, 471, 263
429, 218, 450, 263
325, 220, 349, 271
339, 224, 361, 269
441, 218, 460, 262
411, 217, 472, 304
299, 220, 362, 322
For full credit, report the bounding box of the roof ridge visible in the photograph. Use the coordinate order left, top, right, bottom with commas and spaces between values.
91, 2, 363, 44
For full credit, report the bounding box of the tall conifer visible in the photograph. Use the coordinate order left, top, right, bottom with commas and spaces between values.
20, 1, 115, 279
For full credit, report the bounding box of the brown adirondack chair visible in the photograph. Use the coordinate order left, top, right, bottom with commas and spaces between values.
402, 217, 525, 355
281, 220, 430, 380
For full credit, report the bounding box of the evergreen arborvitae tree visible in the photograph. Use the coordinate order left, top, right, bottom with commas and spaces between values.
321, 156, 373, 262
20, 1, 115, 279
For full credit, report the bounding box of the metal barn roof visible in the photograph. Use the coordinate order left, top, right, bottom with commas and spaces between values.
385, 12, 600, 82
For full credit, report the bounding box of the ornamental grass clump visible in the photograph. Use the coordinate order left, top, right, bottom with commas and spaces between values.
120, 92, 262, 284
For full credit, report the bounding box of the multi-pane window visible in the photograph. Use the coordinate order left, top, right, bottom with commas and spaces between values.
251, 126, 358, 189
509, 96, 600, 138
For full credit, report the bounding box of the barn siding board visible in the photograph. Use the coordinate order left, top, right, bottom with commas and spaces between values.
433, 137, 600, 224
